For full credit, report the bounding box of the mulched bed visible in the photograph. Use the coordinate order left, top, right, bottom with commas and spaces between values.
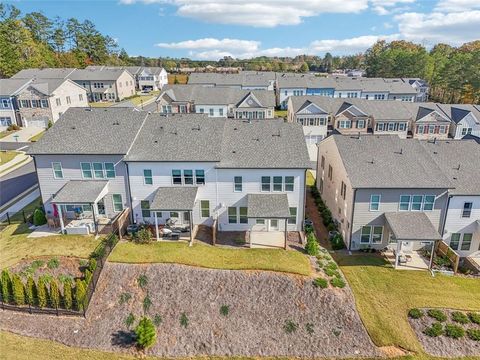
9, 256, 84, 282
0, 263, 380, 358
409, 308, 480, 357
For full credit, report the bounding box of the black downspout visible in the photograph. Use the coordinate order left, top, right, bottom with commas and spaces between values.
32, 156, 45, 209
348, 188, 357, 251
441, 195, 452, 239
125, 162, 135, 224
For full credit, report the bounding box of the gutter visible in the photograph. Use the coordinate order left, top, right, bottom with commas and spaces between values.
348, 188, 357, 251
125, 162, 135, 224
440, 194, 452, 240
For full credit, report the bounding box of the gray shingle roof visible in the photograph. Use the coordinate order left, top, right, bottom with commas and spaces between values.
52, 180, 108, 204
436, 104, 480, 124
420, 139, 480, 196
385, 212, 442, 241
69, 68, 131, 81
188, 71, 275, 87
331, 135, 453, 189
12, 68, 76, 79
247, 194, 290, 218
28, 108, 148, 155
86, 66, 165, 76
158, 85, 275, 107
150, 187, 198, 210
0, 78, 31, 95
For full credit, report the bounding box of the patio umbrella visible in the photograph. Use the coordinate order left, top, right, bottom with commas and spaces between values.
53, 204, 58, 218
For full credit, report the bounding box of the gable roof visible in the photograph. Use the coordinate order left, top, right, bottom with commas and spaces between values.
436, 104, 480, 124
28, 108, 148, 155
69, 68, 132, 81
0, 78, 32, 96
12, 68, 76, 79
188, 71, 275, 87
329, 134, 452, 189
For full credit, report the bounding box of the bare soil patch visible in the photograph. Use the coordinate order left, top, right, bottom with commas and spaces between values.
409, 308, 480, 357
0, 263, 380, 358
9, 256, 84, 282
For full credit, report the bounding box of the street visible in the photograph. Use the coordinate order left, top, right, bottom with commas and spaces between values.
0, 161, 37, 207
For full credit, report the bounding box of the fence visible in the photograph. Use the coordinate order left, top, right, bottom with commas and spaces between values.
436, 240, 460, 274
0, 232, 120, 317
0, 209, 35, 226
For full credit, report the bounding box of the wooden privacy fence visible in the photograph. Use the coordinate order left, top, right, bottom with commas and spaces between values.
436, 240, 460, 274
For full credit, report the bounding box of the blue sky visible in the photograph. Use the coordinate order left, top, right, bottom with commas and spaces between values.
7, 0, 480, 59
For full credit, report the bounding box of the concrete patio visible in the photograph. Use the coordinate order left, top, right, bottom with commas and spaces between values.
250, 231, 285, 249
384, 250, 430, 271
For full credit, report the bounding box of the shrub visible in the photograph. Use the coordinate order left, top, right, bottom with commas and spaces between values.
33, 208, 47, 226
90, 244, 106, 260
468, 312, 480, 325
304, 224, 314, 234
313, 277, 328, 289
305, 323, 314, 335
88, 258, 97, 272
11, 274, 25, 305
445, 323, 465, 339
125, 312, 135, 328
451, 311, 470, 324
79, 259, 88, 267
25, 276, 36, 305
284, 320, 298, 334
143, 295, 152, 313
331, 233, 345, 250
58, 274, 73, 284
424, 322, 444, 337
135, 317, 157, 349
119, 292, 131, 305
326, 223, 336, 231
47, 257, 59, 269
467, 329, 480, 341
153, 314, 162, 327
427, 309, 447, 322
408, 308, 424, 319
49, 279, 60, 308
30, 259, 45, 271
325, 261, 338, 271
63, 279, 73, 310
220, 305, 229, 316
1, 269, 12, 303
137, 274, 148, 289
135, 228, 152, 244
180, 313, 188, 328
330, 277, 346, 288
305, 233, 319, 256
75, 279, 87, 311
7, 124, 20, 131
322, 209, 332, 226
37, 277, 48, 308
324, 268, 340, 277
84, 269, 92, 285
39, 274, 53, 283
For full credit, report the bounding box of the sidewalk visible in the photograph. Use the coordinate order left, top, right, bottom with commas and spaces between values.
0, 126, 44, 142
0, 152, 31, 176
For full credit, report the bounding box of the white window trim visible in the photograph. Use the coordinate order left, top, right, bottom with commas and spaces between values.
234, 176, 242, 192
370, 194, 381, 212
80, 162, 93, 179
399, 194, 411, 211
143, 169, 153, 185
422, 195, 436, 211
261, 176, 271, 192
52, 162, 63, 179
172, 170, 183, 185
411, 195, 424, 212
112, 194, 123, 212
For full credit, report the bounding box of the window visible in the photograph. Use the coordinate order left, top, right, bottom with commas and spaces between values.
141, 200, 150, 218
56, 98, 61, 106
234, 176, 242, 192
423, 195, 435, 211
321, 156, 325, 169
52, 162, 63, 179
183, 170, 194, 185
338, 120, 351, 129
31, 100, 40, 108
66, 96, 71, 105
209, 108, 214, 116
340, 181, 346, 200
357, 119, 365, 128
93, 162, 104, 179
328, 165, 333, 180
199, 108, 204, 114
81, 163, 93, 179
285, 176, 294, 192
411, 195, 423, 211
200, 200, 210, 218
228, 207, 237, 223
461, 233, 472, 251
219, 108, 224, 116
370, 195, 380, 211
462, 202, 473, 218
195, 170, 205, 185
273, 176, 283, 192
399, 195, 411, 211
1, 99, 9, 107
172, 170, 182, 185
288, 207, 297, 225
143, 169, 153, 185
79, 94, 83, 102
450, 233, 461, 250
372, 226, 383, 244
256, 219, 265, 225
239, 207, 248, 224
361, 226, 371, 243
105, 163, 115, 178
261, 176, 270, 191
20, 99, 30, 108
112, 194, 123, 212
41, 99, 49, 108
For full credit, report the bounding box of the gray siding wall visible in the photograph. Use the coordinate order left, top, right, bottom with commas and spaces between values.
34, 154, 130, 218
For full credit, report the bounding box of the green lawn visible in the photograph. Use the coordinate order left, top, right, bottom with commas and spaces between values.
129, 91, 160, 106
274, 109, 288, 118
29, 130, 45, 142
0, 151, 19, 165
0, 130, 17, 139
110, 241, 312, 276
336, 253, 480, 354
88, 102, 114, 108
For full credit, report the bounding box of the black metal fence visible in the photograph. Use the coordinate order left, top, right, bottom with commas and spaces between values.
0, 232, 119, 317
0, 210, 34, 226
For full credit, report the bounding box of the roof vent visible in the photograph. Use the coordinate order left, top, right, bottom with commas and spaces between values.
369, 158, 375, 164
232, 150, 236, 154
456, 164, 461, 171
154, 140, 158, 144
113, 121, 120, 125
272, 130, 281, 137
85, 108, 92, 111
192, 125, 201, 131
253, 137, 259, 142
233, 127, 238, 130
71, 126, 76, 130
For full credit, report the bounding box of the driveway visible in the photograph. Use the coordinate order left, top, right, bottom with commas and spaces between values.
0, 263, 381, 358
0, 127, 44, 143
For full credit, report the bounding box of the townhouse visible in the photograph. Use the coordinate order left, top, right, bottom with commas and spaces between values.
188, 71, 276, 91
28, 108, 310, 246
0, 78, 31, 128
155, 85, 275, 119
0, 77, 87, 128
317, 135, 479, 266
287, 96, 449, 161
13, 67, 136, 102
86, 66, 168, 91
436, 104, 480, 139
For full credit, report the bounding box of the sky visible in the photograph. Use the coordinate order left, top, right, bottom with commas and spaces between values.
6, 0, 480, 60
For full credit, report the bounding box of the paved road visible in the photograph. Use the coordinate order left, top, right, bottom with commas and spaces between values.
140, 101, 158, 112
0, 142, 30, 151
0, 161, 37, 207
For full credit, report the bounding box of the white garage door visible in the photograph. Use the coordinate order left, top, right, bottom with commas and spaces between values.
25, 118, 47, 128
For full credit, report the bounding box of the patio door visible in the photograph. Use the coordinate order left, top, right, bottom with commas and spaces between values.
269, 219, 279, 231
169, 212, 179, 225
182, 211, 190, 226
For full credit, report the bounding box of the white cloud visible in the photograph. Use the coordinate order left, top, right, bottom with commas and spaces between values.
156, 38, 260, 53
369, 0, 416, 15
310, 35, 399, 54
434, 0, 480, 12
395, 10, 480, 45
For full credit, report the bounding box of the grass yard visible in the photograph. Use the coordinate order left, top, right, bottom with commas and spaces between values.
306, 169, 315, 186
274, 109, 288, 118
0, 217, 101, 268
110, 241, 311, 276
168, 73, 188, 84
28, 130, 45, 142
88, 102, 114, 108
336, 253, 480, 355
0, 151, 19, 165
0, 130, 17, 139
129, 91, 160, 106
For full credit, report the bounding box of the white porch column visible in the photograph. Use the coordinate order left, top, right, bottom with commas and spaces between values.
429, 241, 435, 270
154, 211, 160, 241
395, 240, 401, 269
57, 204, 65, 234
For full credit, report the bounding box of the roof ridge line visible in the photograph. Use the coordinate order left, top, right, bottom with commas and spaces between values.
125, 111, 151, 158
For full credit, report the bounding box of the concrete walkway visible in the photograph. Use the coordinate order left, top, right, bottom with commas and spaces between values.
0, 126, 44, 142
0, 152, 30, 175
